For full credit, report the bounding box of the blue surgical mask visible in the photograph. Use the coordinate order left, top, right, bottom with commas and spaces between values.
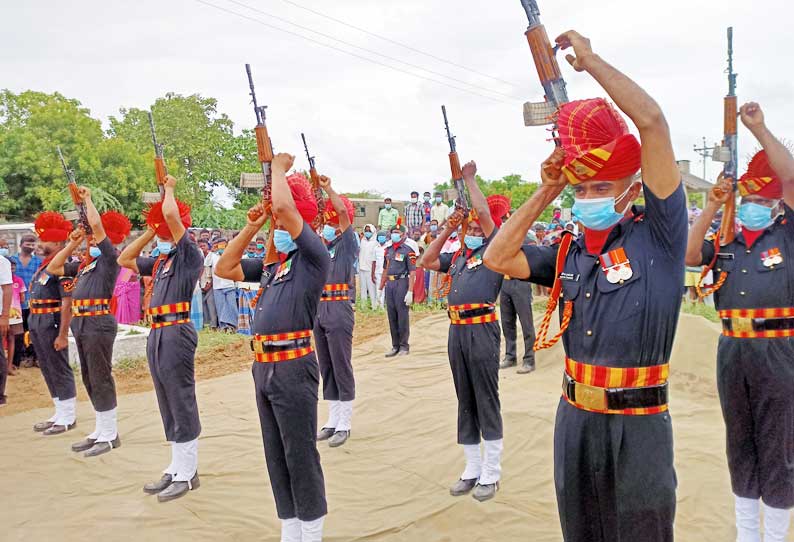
157, 241, 174, 255
385, 204, 392, 210
377, 235, 387, 244
572, 186, 633, 231
464, 235, 484, 250
256, 243, 265, 250
390, 233, 401, 243
424, 197, 430, 202
364, 231, 373, 239
435, 197, 442, 203
322, 225, 337, 242
738, 202, 776, 230
450, 231, 458, 239
89, 246, 101, 258
0, 248, 9, 257
216, 249, 224, 255
430, 224, 438, 232
273, 229, 296, 254
410, 198, 418, 204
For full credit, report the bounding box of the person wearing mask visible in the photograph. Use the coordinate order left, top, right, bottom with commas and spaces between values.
118, 175, 203, 502
357, 224, 378, 309
0, 250, 12, 406
422, 191, 433, 223
419, 162, 508, 502
244, 240, 258, 259
215, 157, 329, 542
404, 191, 424, 230
197, 240, 218, 329
206, 239, 237, 332
685, 102, 794, 542
29, 212, 76, 435
484, 30, 684, 541
10, 234, 42, 368
374, 231, 387, 309
47, 190, 131, 457
378, 198, 399, 232
380, 221, 416, 357
5, 260, 26, 376
431, 192, 450, 225
254, 236, 267, 258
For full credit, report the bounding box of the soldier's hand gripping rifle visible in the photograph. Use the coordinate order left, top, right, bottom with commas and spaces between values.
143, 111, 167, 204
520, 0, 569, 144
714, 27, 739, 246
302, 133, 326, 229
57, 146, 92, 234
441, 105, 471, 237
245, 64, 279, 266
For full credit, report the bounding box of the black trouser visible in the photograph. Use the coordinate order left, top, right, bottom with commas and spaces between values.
72, 315, 118, 412
385, 278, 410, 350
29, 315, 76, 401
448, 321, 502, 444
0, 340, 7, 399
146, 324, 201, 443
13, 307, 33, 366
717, 335, 794, 509
499, 278, 536, 365
314, 301, 355, 401
554, 399, 676, 542
253, 354, 327, 521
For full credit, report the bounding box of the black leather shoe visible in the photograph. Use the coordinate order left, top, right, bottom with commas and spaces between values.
316, 427, 335, 441
449, 478, 478, 496
384, 348, 399, 358
157, 473, 200, 503
499, 357, 517, 369
43, 421, 76, 436
328, 430, 349, 448
517, 360, 536, 374
71, 437, 97, 452
84, 436, 121, 458
144, 474, 173, 495
33, 420, 54, 432
472, 482, 499, 502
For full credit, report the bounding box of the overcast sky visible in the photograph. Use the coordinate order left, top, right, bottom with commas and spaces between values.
3, 0, 792, 201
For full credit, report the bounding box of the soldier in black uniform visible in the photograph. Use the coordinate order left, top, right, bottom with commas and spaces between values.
485, 31, 685, 542
216, 156, 329, 542
420, 162, 509, 502
686, 102, 794, 542
314, 177, 357, 448
380, 221, 416, 357
118, 175, 203, 503
47, 187, 131, 457
29, 212, 77, 436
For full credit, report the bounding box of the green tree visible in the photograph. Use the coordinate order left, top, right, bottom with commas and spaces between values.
343, 189, 383, 199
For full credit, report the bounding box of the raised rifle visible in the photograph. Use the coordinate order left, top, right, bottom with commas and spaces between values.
57, 146, 92, 234
519, 0, 569, 140
142, 111, 167, 204
245, 63, 278, 266
301, 133, 326, 229
441, 105, 470, 236
714, 27, 739, 246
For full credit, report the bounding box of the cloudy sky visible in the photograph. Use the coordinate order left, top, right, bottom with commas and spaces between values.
3, 0, 792, 200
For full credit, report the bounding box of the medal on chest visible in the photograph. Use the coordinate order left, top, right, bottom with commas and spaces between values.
599, 247, 633, 284
466, 254, 483, 270
761, 247, 783, 267
394, 252, 405, 262
80, 260, 97, 276
275, 259, 293, 280
37, 272, 50, 286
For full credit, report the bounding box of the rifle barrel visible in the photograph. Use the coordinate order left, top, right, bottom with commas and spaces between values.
441, 105, 456, 153
520, 0, 541, 27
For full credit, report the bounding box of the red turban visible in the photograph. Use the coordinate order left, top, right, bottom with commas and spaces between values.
35, 211, 73, 242
100, 211, 132, 245
738, 150, 782, 199
286, 173, 319, 224
324, 195, 355, 226
143, 199, 192, 239
558, 98, 642, 184
486, 195, 511, 228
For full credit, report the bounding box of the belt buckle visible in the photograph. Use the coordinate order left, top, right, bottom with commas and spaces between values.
732, 317, 754, 334
448, 309, 460, 320
250, 340, 265, 354
574, 381, 608, 411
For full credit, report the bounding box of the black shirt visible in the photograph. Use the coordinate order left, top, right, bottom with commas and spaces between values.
325, 228, 357, 285
385, 243, 416, 277
241, 223, 330, 335
137, 235, 203, 308
439, 230, 503, 305
65, 238, 118, 302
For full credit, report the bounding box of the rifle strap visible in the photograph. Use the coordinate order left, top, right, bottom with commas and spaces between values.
695, 231, 728, 299
534, 232, 574, 351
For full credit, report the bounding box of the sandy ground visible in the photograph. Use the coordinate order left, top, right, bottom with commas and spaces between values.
0, 311, 779, 541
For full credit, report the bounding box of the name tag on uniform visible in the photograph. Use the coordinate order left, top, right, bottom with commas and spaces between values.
395, 253, 405, 262
276, 259, 293, 279
329, 247, 337, 260
599, 247, 633, 284
560, 272, 580, 282
761, 248, 783, 267
466, 254, 483, 269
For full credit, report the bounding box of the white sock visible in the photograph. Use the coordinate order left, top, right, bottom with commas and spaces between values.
173, 438, 198, 482
324, 401, 340, 429
164, 442, 178, 476
301, 516, 325, 542
57, 397, 76, 426
280, 518, 301, 542
479, 438, 503, 486
49, 398, 60, 423
336, 401, 353, 432
460, 444, 482, 480
96, 408, 118, 443
87, 411, 100, 440
734, 496, 760, 542
763, 502, 791, 542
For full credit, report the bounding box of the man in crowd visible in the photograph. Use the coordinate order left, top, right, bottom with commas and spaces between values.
0, 251, 13, 406
405, 191, 424, 230
431, 191, 450, 225
205, 238, 237, 332
10, 233, 41, 368
485, 30, 684, 541
197, 239, 218, 329
357, 224, 379, 309
685, 102, 794, 542
374, 230, 387, 309
378, 198, 399, 232
422, 191, 433, 223
419, 162, 508, 502
381, 221, 416, 357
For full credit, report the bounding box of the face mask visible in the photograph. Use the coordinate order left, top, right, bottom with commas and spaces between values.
411, 198, 418, 204
322, 225, 337, 242
424, 197, 430, 202
157, 241, 174, 255
430, 224, 438, 232
464, 235, 484, 250
738, 202, 776, 230
390, 233, 402, 244
216, 249, 225, 255
364, 231, 373, 239
572, 185, 633, 231
385, 204, 392, 210
435, 197, 442, 203
0, 248, 8, 257
450, 231, 458, 239
89, 246, 101, 258
377, 235, 387, 244
256, 243, 265, 250
273, 229, 296, 254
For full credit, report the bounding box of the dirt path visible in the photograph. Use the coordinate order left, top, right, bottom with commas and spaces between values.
0, 310, 431, 417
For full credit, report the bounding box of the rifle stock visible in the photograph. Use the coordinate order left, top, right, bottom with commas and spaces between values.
718, 27, 738, 246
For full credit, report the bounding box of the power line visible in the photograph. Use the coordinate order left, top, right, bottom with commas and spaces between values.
211, 0, 520, 102
278, 0, 522, 88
